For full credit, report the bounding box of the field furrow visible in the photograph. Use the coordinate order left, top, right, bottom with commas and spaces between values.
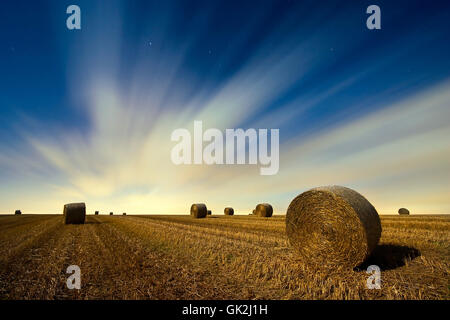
128, 216, 289, 248
0, 216, 62, 266
0, 214, 448, 300
0, 217, 72, 299
105, 217, 377, 299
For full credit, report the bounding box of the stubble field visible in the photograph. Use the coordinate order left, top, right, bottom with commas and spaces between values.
0, 214, 448, 300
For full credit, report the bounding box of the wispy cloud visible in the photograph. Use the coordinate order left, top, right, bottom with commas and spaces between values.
1, 1, 449, 215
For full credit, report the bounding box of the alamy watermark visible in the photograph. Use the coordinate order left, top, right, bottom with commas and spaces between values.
66, 265, 81, 290
366, 5, 381, 30
366, 265, 381, 289
64, 4, 379, 31
171, 121, 279, 175
66, 5, 81, 30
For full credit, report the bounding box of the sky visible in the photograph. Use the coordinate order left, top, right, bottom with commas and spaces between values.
0, 0, 449, 215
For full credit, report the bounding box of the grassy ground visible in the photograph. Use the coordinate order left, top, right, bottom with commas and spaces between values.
0, 214, 448, 300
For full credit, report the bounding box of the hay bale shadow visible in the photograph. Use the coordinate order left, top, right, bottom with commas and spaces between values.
355, 244, 421, 271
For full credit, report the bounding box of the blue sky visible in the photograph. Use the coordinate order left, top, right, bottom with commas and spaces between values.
1, 0, 450, 214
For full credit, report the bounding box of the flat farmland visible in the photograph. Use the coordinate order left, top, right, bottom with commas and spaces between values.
0, 214, 448, 300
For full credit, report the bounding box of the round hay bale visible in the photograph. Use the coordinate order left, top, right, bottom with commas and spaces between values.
15, 210, 22, 215
224, 207, 234, 216
190, 203, 207, 218
123, 212, 126, 216
255, 203, 273, 217
110, 212, 113, 216
63, 203, 86, 225
94, 211, 99, 215
207, 210, 212, 215
252, 209, 256, 215
286, 186, 382, 269
398, 208, 410, 215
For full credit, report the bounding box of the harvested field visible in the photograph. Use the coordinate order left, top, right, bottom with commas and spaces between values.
0, 214, 448, 300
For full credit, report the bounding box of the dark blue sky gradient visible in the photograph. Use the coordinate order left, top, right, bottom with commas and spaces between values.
1, 0, 450, 144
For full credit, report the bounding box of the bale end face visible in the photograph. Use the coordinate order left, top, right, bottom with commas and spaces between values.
190, 203, 207, 218
224, 207, 234, 216
63, 203, 86, 224
286, 186, 382, 269
255, 203, 273, 217
398, 208, 410, 215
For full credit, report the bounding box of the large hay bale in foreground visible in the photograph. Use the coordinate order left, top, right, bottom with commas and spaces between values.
207, 210, 212, 215
15, 210, 22, 215
190, 203, 207, 218
224, 207, 234, 216
255, 203, 273, 217
398, 208, 410, 215
63, 203, 86, 225
286, 186, 382, 269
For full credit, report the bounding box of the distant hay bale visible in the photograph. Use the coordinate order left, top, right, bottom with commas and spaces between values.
398, 208, 410, 215
286, 186, 382, 269
95, 211, 99, 215
123, 212, 126, 216
15, 210, 22, 215
255, 203, 273, 217
207, 210, 212, 215
110, 212, 113, 216
190, 203, 207, 218
63, 203, 86, 225
224, 207, 234, 216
